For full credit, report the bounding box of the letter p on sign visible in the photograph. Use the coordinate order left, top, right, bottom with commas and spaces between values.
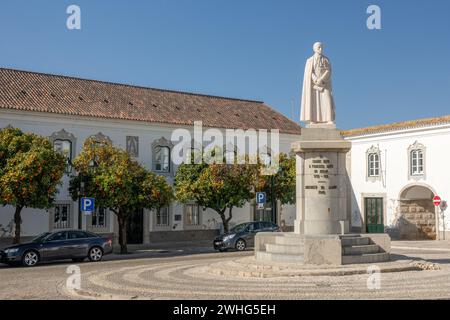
81, 197, 95, 213
256, 192, 266, 204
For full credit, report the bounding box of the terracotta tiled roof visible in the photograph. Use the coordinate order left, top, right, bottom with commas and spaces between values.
341, 115, 450, 137
0, 68, 302, 135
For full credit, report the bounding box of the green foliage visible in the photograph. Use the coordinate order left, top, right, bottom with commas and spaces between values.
175, 158, 258, 232
0, 127, 66, 209
256, 153, 296, 205
174, 151, 296, 232
69, 137, 173, 253
0, 127, 66, 243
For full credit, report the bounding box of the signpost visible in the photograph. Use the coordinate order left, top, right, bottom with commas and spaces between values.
433, 196, 441, 207
256, 192, 266, 210
439, 200, 447, 241
434, 196, 446, 240
81, 197, 95, 215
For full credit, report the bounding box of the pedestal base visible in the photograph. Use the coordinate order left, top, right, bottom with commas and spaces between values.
255, 232, 391, 265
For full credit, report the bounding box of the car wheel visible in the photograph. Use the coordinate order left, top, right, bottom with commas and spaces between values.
235, 239, 246, 251
72, 257, 85, 263
22, 250, 39, 267
88, 247, 103, 262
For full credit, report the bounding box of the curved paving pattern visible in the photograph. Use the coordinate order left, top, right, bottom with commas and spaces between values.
60, 255, 450, 300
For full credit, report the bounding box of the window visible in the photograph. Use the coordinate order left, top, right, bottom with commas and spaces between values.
156, 207, 170, 227
224, 150, 235, 164
365, 145, 382, 181
126, 136, 139, 157
90, 132, 112, 145
152, 137, 174, 174
368, 153, 380, 177
53, 139, 72, 173
54, 204, 70, 229
68, 231, 88, 239
410, 150, 424, 175
92, 207, 106, 228
50, 129, 76, 173
185, 204, 200, 226
155, 146, 170, 172
47, 231, 67, 242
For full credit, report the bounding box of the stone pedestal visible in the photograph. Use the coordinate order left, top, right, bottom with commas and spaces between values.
254, 126, 391, 265
292, 127, 351, 235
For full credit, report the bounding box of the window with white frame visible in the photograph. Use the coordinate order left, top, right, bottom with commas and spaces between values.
156, 207, 170, 227
54, 204, 71, 229
92, 207, 107, 228
368, 153, 380, 177
185, 204, 200, 226
51, 129, 76, 174
410, 149, 424, 175
365, 145, 381, 181
155, 146, 170, 172
54, 140, 72, 173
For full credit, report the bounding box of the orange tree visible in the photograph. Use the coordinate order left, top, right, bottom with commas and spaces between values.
0, 127, 66, 244
69, 138, 172, 254
256, 153, 296, 206
175, 153, 258, 233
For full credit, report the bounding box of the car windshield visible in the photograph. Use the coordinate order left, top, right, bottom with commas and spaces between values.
230, 223, 251, 233
32, 232, 51, 243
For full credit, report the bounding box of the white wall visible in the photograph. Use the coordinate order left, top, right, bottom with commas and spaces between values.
346, 123, 450, 237
0, 109, 299, 237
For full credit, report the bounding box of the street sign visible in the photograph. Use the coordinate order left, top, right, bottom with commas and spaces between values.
256, 192, 266, 204
433, 196, 441, 207
440, 200, 448, 211
81, 197, 95, 214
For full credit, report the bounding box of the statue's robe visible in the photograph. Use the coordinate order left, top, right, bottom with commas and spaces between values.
300, 55, 336, 123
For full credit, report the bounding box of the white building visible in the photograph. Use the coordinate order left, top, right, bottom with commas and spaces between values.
0, 68, 301, 244
343, 115, 450, 240
2, 68, 449, 244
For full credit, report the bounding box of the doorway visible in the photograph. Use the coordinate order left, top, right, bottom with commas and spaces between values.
365, 197, 384, 233
127, 209, 144, 244
398, 185, 436, 240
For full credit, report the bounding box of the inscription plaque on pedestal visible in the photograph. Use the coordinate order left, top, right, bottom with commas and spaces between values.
304, 155, 338, 197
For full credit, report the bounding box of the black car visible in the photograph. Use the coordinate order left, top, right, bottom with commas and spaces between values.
213, 221, 280, 252
0, 230, 113, 267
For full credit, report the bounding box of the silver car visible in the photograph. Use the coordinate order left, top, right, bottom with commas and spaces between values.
213, 221, 280, 252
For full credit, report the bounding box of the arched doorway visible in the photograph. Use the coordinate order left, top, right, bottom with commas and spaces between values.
397, 184, 436, 240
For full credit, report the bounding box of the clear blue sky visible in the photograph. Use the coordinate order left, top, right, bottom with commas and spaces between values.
1, 0, 449, 129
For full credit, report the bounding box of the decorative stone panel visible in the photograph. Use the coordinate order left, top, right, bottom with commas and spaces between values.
396, 199, 436, 240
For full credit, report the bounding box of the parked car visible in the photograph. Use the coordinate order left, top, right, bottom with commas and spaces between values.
0, 230, 113, 267
213, 221, 280, 252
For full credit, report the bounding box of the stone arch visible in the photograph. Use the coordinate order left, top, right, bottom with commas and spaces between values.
396, 183, 437, 240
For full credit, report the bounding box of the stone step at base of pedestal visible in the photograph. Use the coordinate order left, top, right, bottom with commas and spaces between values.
256, 251, 304, 264
341, 237, 370, 247
343, 244, 381, 255
342, 253, 390, 265
274, 235, 304, 246
265, 243, 304, 255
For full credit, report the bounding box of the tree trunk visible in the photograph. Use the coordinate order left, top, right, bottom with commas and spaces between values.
13, 205, 23, 244
216, 207, 234, 233
117, 214, 128, 254
225, 206, 233, 228
216, 209, 228, 233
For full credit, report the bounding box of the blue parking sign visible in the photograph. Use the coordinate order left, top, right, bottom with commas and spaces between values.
81, 197, 95, 214
256, 192, 266, 204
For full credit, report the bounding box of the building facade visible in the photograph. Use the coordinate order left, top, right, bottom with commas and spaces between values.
2, 68, 449, 244
343, 116, 450, 240
0, 68, 301, 244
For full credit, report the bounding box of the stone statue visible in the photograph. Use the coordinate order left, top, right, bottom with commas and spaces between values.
300, 42, 336, 125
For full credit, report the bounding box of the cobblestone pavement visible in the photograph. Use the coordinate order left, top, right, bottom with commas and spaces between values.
1, 241, 450, 300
